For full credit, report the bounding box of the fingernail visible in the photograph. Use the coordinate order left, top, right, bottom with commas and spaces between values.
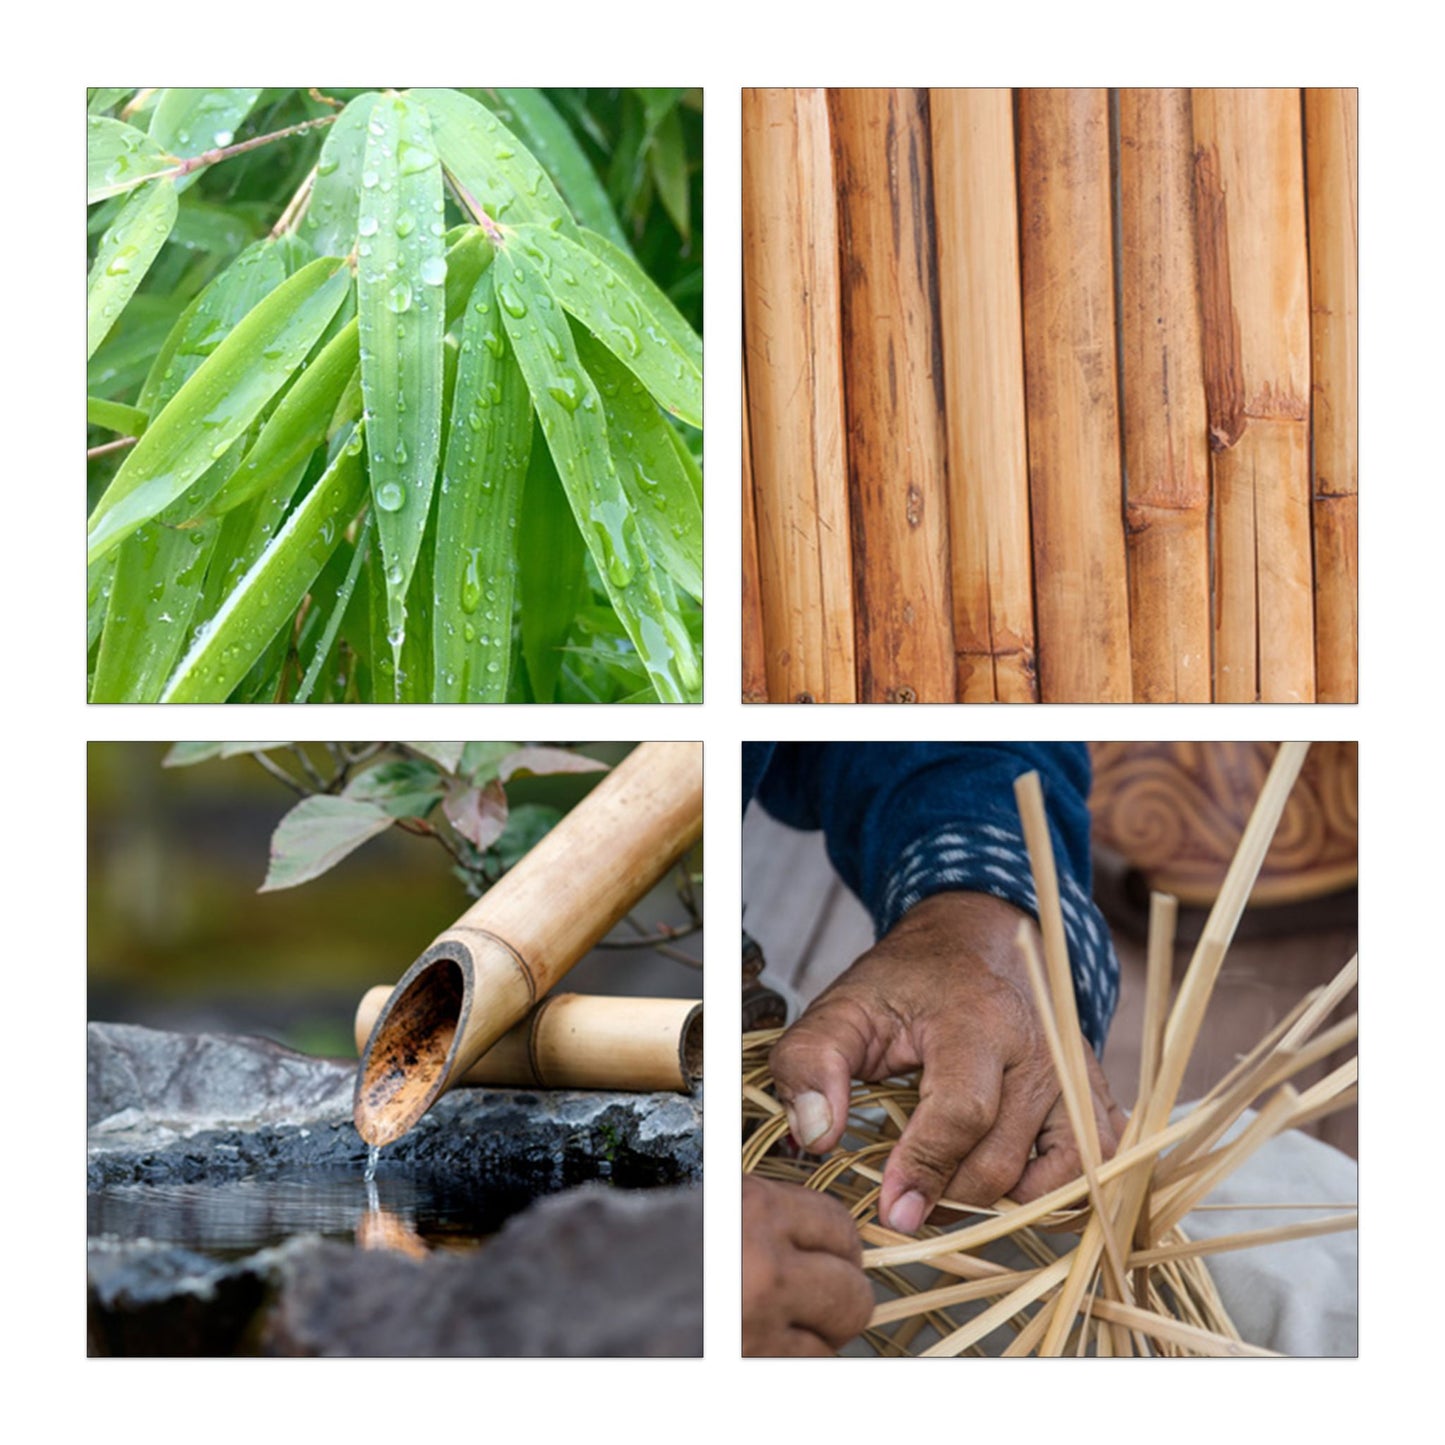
887, 1190, 927, 1235
786, 1091, 832, 1148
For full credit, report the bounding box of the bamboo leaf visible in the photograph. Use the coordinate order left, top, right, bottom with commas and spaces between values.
414, 87, 578, 234
159, 425, 367, 702
89, 88, 137, 116
88, 115, 174, 203
87, 257, 350, 564
575, 329, 701, 599
205, 317, 359, 517
148, 88, 262, 192
87, 179, 178, 359
295, 514, 372, 703
635, 88, 689, 137
87, 397, 149, 436
518, 431, 587, 703
302, 91, 380, 258
510, 223, 701, 426
490, 89, 631, 253
495, 242, 700, 703
581, 229, 702, 371
357, 92, 446, 686
259, 795, 395, 892
433, 267, 532, 702
648, 105, 691, 242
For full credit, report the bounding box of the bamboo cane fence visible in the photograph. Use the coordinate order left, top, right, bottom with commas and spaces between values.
741, 742, 1358, 1355
741, 89, 1357, 703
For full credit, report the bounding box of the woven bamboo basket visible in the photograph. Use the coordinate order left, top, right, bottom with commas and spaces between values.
741, 89, 1357, 703
741, 743, 1357, 1355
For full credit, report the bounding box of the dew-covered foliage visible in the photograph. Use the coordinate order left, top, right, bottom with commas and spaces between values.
86, 87, 703, 703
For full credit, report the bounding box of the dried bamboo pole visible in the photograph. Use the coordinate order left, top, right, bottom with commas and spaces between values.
354, 988, 702, 1093
355, 742, 703, 1146
1304, 88, 1359, 702
928, 88, 1038, 702
1193, 89, 1314, 701
741, 360, 769, 704
1016, 88, 1132, 702
742, 88, 855, 702
1117, 89, 1212, 701
829, 87, 956, 703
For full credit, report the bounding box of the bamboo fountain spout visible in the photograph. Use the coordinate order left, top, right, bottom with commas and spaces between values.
354, 742, 703, 1147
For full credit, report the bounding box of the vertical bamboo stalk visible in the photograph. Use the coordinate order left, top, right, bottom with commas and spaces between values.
829, 87, 956, 703
929, 88, 1038, 703
1016, 88, 1132, 702
1305, 88, 1358, 702
1193, 89, 1314, 702
1117, 89, 1212, 702
741, 359, 769, 703
742, 88, 856, 702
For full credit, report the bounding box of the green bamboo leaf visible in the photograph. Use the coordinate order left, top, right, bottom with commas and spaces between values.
87, 556, 115, 650
87, 179, 178, 359
490, 89, 631, 253
441, 226, 495, 323
169, 198, 256, 256
580, 229, 702, 371
648, 106, 690, 242
509, 223, 701, 426
160, 425, 368, 702
259, 795, 395, 892
414, 87, 578, 234
205, 317, 359, 518
88, 115, 175, 203
149, 88, 262, 159
575, 330, 701, 600
433, 268, 532, 702
87, 397, 149, 436
357, 93, 446, 686
635, 88, 689, 137
495, 243, 699, 703
87, 257, 350, 564
89, 89, 137, 116
295, 514, 372, 703
138, 240, 286, 415
518, 429, 587, 704
88, 295, 180, 400
302, 91, 380, 258
667, 421, 703, 507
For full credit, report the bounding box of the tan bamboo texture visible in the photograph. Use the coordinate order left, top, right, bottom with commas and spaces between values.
741, 88, 1358, 703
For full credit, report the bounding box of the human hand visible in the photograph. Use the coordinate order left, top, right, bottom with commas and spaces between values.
769, 891, 1126, 1234
742, 1175, 875, 1355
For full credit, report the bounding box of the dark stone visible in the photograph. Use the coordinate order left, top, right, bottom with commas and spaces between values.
260, 1185, 703, 1356
87, 1022, 703, 1356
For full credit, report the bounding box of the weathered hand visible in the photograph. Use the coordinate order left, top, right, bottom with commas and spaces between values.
769, 891, 1126, 1234
741, 1175, 875, 1356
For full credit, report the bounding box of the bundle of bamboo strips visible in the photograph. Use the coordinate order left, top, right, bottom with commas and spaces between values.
741, 89, 1358, 703
741, 742, 1357, 1355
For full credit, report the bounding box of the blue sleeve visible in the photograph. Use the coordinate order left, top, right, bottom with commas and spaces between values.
752, 743, 1118, 1052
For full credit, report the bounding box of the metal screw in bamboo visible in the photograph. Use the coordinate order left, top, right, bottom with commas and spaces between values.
740, 89, 1356, 703
355, 741, 703, 1147
741, 742, 1357, 1355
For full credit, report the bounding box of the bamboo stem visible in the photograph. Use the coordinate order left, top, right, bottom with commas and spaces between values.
356, 743, 702, 1146
740, 359, 769, 703
1016, 87, 1132, 701
829, 87, 956, 703
1117, 88, 1212, 701
741, 88, 855, 702
1304, 88, 1358, 702
929, 87, 1037, 702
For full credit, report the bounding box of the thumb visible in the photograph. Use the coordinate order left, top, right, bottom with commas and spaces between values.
769, 996, 874, 1154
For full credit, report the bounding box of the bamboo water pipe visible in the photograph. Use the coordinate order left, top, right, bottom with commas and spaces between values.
354, 988, 702, 1093
354, 741, 703, 1146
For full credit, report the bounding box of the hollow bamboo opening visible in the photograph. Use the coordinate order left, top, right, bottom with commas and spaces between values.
354, 949, 470, 1147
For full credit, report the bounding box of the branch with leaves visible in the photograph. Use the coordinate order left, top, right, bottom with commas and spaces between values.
88, 88, 702, 705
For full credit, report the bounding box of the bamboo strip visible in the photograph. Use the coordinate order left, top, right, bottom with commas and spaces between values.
920, 1257, 1073, 1358
828, 87, 956, 702
869, 1269, 1044, 1328
1129, 1212, 1356, 1267
928, 87, 1038, 702
741, 360, 769, 703
1304, 88, 1358, 702
1016, 87, 1132, 701
1087, 1297, 1276, 1357
1138, 893, 1177, 1107
1117, 88, 1212, 701
741, 88, 855, 702
1193, 89, 1314, 701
